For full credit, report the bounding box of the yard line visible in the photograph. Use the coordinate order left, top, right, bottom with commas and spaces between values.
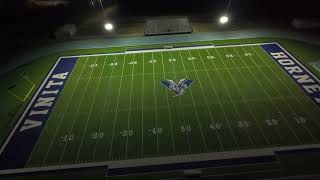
58, 56, 99, 163
160, 51, 176, 155
213, 48, 255, 148
232, 47, 302, 144
108, 54, 127, 160
178, 50, 208, 152
169, 51, 192, 153
200, 49, 240, 149
141, 52, 145, 157
125, 53, 136, 159
152, 52, 160, 156
250, 46, 320, 142
92, 56, 117, 162
231, 47, 286, 144
197, 49, 239, 147
75, 55, 108, 162
42, 57, 89, 164
223, 47, 271, 145
187, 50, 224, 151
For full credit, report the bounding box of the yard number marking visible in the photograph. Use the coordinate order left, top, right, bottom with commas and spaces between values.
120, 130, 133, 137
62, 134, 74, 142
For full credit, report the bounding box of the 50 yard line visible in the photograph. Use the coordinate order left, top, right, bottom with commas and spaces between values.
178, 50, 208, 152
188, 49, 224, 151
160, 51, 176, 155
152, 52, 160, 156
141, 53, 144, 157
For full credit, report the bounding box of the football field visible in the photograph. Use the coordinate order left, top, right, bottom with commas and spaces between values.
1, 43, 320, 172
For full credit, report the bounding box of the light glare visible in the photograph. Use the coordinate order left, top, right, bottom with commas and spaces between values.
219, 16, 229, 24
104, 23, 113, 31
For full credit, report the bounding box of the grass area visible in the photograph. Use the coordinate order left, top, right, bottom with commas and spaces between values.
0, 37, 320, 170
21, 43, 320, 168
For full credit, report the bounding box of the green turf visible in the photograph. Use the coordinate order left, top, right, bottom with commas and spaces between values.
21, 44, 320, 168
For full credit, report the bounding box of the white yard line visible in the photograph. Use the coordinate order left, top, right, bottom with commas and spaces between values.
75, 56, 108, 162
178, 50, 208, 152
160, 51, 176, 155
108, 54, 127, 160
80, 64, 276, 80
58, 56, 98, 164
201, 48, 240, 149
214, 48, 255, 147
42, 57, 89, 164
234, 47, 303, 144
125, 53, 136, 159
151, 52, 160, 156
57, 43, 280, 59
251, 46, 320, 142
91, 56, 116, 162
169, 51, 192, 154
232, 47, 285, 144
225, 47, 271, 145
187, 49, 224, 151
4, 42, 320, 172
141, 53, 144, 157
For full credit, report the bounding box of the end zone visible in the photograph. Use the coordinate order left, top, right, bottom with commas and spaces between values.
0, 57, 78, 170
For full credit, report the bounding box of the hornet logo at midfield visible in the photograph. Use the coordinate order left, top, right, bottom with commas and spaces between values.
160, 79, 194, 97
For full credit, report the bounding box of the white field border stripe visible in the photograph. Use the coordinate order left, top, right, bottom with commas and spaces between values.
57, 42, 279, 59
0, 58, 62, 155
2, 42, 319, 172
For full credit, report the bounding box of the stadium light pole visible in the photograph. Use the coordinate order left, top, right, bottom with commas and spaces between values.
99, 0, 104, 10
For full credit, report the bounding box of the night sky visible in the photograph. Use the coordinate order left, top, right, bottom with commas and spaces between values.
0, 0, 319, 64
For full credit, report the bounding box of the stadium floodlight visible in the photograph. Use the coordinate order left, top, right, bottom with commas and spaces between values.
104, 23, 113, 31
219, 15, 229, 24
